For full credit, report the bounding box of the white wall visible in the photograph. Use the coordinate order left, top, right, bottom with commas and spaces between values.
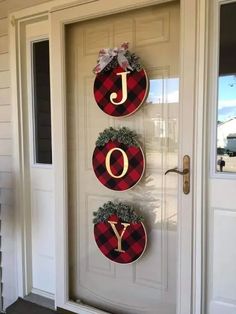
0, 0, 52, 309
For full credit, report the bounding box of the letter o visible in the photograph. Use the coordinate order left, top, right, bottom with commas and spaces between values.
105, 148, 129, 178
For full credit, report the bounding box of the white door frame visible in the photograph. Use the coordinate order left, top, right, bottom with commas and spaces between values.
10, 0, 208, 313
10, 13, 52, 299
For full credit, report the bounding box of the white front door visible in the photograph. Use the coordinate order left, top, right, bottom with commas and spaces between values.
66, 3, 179, 314
50, 0, 197, 313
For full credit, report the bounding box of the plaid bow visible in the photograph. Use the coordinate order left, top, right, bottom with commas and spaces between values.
93, 42, 133, 74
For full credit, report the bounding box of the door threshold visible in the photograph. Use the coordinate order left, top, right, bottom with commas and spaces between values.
24, 293, 54, 310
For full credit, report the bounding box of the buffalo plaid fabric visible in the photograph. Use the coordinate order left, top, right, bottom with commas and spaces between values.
94, 215, 147, 264
94, 66, 148, 117
92, 140, 145, 191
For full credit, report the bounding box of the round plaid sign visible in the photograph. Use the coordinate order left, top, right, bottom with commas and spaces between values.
93, 66, 148, 117
94, 215, 147, 264
92, 140, 145, 191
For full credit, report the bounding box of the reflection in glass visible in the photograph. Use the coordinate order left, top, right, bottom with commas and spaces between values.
147, 77, 179, 105
217, 3, 236, 172
141, 76, 179, 225
145, 77, 179, 154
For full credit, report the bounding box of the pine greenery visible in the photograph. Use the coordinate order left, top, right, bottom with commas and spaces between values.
96, 127, 139, 147
93, 201, 143, 224
102, 50, 142, 73
125, 51, 142, 72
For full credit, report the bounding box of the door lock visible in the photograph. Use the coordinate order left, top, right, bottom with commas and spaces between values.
165, 155, 190, 194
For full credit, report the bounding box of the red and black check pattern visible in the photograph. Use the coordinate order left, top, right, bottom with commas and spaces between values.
94, 215, 147, 264
94, 66, 148, 117
92, 140, 145, 191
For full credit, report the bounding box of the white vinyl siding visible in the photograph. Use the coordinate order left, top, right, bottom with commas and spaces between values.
0, 6, 15, 308
0, 0, 52, 309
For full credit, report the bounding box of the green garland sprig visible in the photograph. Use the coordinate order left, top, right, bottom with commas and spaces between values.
93, 201, 143, 224
96, 127, 139, 147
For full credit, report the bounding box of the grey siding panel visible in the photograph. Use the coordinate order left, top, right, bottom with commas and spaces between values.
0, 88, 10, 105
0, 53, 9, 71
0, 139, 12, 155
1, 205, 17, 310
0, 18, 8, 35
1, 205, 14, 241
0, 105, 11, 121
0, 1, 14, 311
0, 2, 13, 309
0, 35, 8, 53
7, 0, 51, 12
0, 156, 12, 172
0, 122, 12, 138
0, 71, 10, 88
0, 172, 12, 188
0, 189, 13, 205
0, 1, 7, 19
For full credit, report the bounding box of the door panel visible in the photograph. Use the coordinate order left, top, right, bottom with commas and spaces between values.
66, 3, 179, 313
31, 179, 54, 294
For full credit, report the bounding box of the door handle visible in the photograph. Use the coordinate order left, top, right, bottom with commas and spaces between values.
165, 155, 190, 194
165, 168, 189, 175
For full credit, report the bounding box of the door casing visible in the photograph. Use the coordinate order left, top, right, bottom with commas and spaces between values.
10, 0, 208, 313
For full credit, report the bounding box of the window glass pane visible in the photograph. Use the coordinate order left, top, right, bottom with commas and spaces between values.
33, 40, 52, 164
217, 3, 236, 172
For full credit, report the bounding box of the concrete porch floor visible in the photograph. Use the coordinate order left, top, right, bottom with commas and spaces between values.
6, 298, 56, 314
5, 297, 75, 314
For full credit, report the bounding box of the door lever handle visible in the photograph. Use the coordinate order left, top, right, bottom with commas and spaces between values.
164, 155, 190, 194
165, 168, 189, 175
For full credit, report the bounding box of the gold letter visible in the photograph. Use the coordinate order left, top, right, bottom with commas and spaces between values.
105, 148, 129, 178
110, 71, 130, 105
108, 221, 130, 252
